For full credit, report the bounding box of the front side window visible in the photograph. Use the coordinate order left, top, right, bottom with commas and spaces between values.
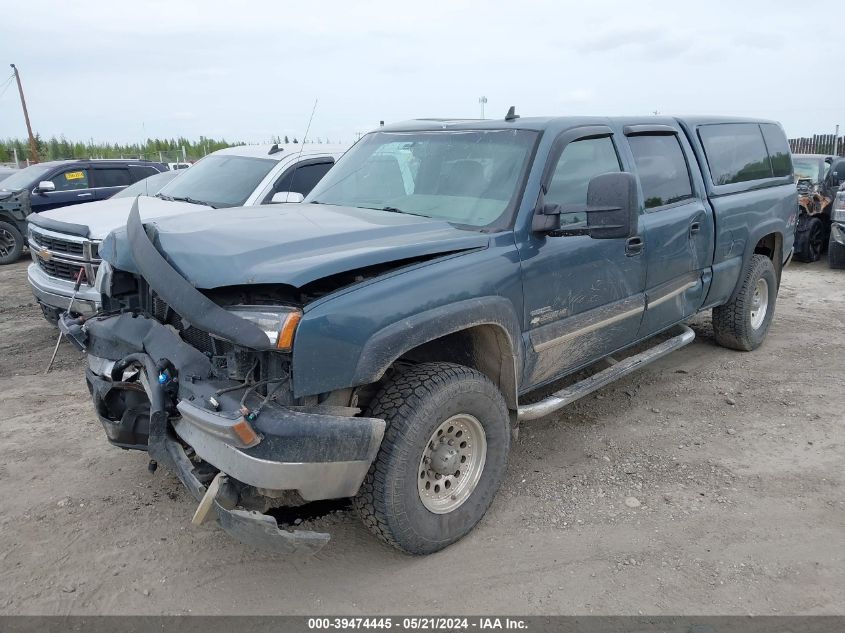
545, 136, 621, 225
271, 161, 333, 198
628, 134, 693, 209
51, 168, 90, 191
157, 155, 277, 208
699, 123, 773, 185
305, 129, 538, 229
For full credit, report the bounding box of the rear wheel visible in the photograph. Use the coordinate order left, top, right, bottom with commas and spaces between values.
712, 254, 777, 351
829, 232, 845, 269
0, 221, 24, 265
354, 362, 510, 554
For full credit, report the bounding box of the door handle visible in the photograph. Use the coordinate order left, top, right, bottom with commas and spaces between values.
77, 193, 93, 197
689, 221, 701, 236
625, 236, 644, 256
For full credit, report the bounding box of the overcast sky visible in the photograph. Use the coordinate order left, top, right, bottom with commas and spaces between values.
2, 0, 841, 145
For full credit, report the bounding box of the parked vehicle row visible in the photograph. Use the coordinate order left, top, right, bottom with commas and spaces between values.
0, 159, 168, 264
25, 144, 347, 321
58, 114, 796, 555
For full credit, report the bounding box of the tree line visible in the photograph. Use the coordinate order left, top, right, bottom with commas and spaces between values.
0, 133, 339, 165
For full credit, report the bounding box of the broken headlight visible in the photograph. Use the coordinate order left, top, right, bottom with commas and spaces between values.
225, 306, 302, 352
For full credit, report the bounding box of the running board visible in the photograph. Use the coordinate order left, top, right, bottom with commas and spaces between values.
517, 325, 695, 422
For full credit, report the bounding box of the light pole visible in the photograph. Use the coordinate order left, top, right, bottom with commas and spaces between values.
478, 96, 487, 120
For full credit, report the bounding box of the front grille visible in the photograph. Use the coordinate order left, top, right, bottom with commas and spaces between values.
151, 294, 229, 357
36, 256, 92, 282
30, 231, 85, 257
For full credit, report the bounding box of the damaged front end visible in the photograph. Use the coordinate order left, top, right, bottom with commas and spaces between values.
64, 201, 385, 554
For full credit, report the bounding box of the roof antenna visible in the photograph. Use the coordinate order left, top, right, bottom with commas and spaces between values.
283, 98, 318, 201
504, 106, 519, 122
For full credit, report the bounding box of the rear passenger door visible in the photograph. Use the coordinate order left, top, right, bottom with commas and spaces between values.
90, 166, 133, 200
624, 126, 714, 338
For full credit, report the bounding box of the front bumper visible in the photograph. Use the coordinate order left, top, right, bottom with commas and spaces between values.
27, 262, 101, 316
75, 312, 385, 553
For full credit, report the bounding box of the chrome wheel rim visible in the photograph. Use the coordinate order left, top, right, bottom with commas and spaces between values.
0, 228, 14, 258
750, 278, 769, 330
418, 413, 487, 514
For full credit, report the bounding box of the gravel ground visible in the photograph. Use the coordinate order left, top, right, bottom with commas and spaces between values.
0, 256, 843, 615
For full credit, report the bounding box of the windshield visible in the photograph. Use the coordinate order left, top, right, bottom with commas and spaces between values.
0, 164, 54, 191
793, 158, 821, 182
305, 129, 538, 228
114, 170, 180, 198
156, 154, 276, 208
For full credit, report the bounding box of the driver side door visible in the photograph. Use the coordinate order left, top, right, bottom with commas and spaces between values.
32, 167, 94, 212
517, 127, 646, 391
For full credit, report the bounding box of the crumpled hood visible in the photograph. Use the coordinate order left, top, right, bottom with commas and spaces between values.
29, 196, 211, 239
101, 203, 490, 289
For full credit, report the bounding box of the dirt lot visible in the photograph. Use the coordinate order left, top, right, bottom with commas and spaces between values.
0, 256, 843, 615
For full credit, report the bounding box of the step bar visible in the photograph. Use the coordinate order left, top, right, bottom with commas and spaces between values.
517, 325, 696, 422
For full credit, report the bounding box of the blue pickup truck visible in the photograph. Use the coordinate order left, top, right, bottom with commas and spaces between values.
64, 113, 796, 555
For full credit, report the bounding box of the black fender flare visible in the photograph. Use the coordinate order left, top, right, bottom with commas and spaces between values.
351, 296, 523, 408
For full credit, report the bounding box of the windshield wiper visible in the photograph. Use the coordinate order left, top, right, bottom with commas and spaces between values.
361, 205, 430, 218
169, 195, 217, 209
154, 193, 174, 201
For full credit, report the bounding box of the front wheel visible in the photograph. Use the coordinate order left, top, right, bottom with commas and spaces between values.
0, 221, 24, 265
712, 254, 778, 351
354, 362, 510, 555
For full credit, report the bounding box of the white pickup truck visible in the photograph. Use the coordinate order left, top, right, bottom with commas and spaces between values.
27, 143, 347, 321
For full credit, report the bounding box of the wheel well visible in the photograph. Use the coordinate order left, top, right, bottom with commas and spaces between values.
394, 325, 518, 409
754, 232, 783, 281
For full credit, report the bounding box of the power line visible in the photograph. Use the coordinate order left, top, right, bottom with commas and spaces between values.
0, 73, 15, 100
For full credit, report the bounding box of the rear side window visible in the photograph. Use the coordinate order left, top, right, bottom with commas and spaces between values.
93, 168, 132, 188
627, 135, 693, 209
760, 124, 792, 178
698, 123, 773, 185
546, 136, 621, 225
272, 161, 334, 197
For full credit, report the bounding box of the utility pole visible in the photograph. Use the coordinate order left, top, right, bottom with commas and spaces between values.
479, 96, 487, 120
835, 124, 840, 156
10, 64, 39, 164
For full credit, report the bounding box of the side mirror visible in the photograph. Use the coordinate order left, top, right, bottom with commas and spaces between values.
585, 172, 638, 239
36, 180, 56, 194
531, 201, 562, 233
271, 191, 305, 204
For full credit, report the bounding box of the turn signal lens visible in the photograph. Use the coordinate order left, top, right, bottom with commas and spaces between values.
276, 311, 301, 351
232, 418, 260, 447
